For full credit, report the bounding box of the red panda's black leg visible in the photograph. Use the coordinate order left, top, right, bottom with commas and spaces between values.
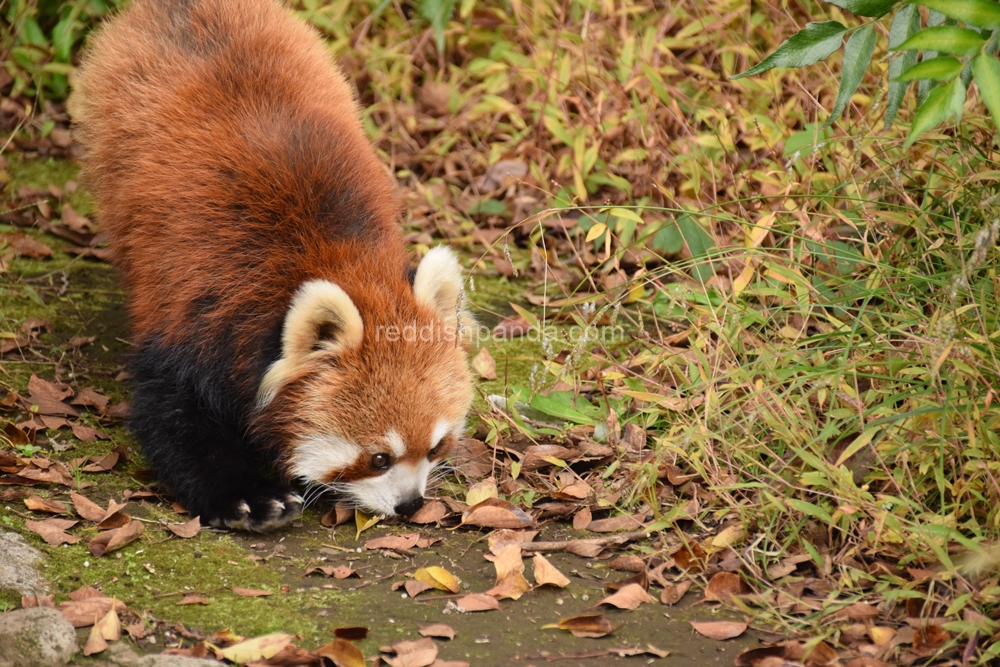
129, 344, 302, 531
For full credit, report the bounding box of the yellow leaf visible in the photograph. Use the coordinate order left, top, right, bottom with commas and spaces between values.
218, 633, 294, 664
585, 223, 607, 242
466, 478, 498, 506
608, 207, 644, 224
707, 525, 745, 551
869, 626, 896, 645
354, 509, 382, 540
414, 566, 460, 593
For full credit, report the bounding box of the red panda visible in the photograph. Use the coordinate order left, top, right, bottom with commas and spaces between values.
72, 0, 473, 530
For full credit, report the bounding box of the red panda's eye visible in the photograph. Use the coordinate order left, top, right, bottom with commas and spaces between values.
370, 454, 391, 470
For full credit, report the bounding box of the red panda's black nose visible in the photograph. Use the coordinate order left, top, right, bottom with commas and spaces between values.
395, 497, 424, 516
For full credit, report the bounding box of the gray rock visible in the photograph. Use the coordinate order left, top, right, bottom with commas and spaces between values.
0, 607, 77, 667
136, 656, 219, 667
103, 643, 141, 666
0, 532, 46, 596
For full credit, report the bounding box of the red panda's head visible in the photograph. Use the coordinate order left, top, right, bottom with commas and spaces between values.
256, 247, 474, 517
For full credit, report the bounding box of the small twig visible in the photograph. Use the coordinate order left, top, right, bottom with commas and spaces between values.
153, 585, 226, 600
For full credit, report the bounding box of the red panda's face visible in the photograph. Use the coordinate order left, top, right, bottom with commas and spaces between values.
258, 247, 474, 517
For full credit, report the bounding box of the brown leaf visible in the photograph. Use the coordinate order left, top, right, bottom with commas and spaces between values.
609, 645, 670, 658
552, 614, 614, 638
704, 572, 747, 603
471, 347, 497, 380
606, 555, 645, 572
321, 503, 353, 527
689, 620, 747, 640
450, 438, 492, 478
834, 601, 881, 620
71, 387, 109, 410
418, 623, 455, 640
24, 495, 70, 514
25, 518, 79, 545
61, 205, 95, 233
176, 595, 210, 606
365, 534, 420, 552
82, 451, 119, 472
317, 639, 365, 667
598, 583, 653, 610
403, 580, 433, 597
586, 513, 646, 533
333, 627, 369, 640
454, 593, 500, 612
68, 586, 105, 601
660, 580, 692, 605
167, 516, 201, 538
572, 507, 592, 530
71, 423, 109, 442
913, 625, 950, 653
218, 633, 294, 663
735, 646, 788, 666
844, 659, 890, 667
83, 622, 109, 656
89, 519, 144, 557
232, 587, 273, 597
95, 606, 121, 641
492, 315, 532, 338
1, 232, 52, 259
59, 597, 126, 628
532, 554, 570, 588
462, 497, 535, 529
555, 481, 592, 500
70, 492, 106, 522
306, 565, 359, 580
96, 511, 131, 530
410, 500, 448, 524
380, 637, 438, 667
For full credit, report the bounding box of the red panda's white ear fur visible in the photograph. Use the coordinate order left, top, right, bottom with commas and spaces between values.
258, 280, 363, 407
413, 246, 473, 337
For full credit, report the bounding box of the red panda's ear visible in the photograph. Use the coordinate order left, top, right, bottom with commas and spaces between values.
413, 246, 464, 323
258, 280, 363, 406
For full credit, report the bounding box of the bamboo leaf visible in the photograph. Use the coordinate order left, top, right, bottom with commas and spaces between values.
827, 24, 878, 125
895, 56, 964, 81
824, 0, 897, 17
915, 0, 1000, 30
893, 26, 986, 56
905, 77, 967, 147
972, 52, 1000, 134
886, 4, 922, 127
732, 22, 847, 79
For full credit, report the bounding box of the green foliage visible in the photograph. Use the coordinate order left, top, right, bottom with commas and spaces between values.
735, 0, 1000, 145
2, 0, 125, 101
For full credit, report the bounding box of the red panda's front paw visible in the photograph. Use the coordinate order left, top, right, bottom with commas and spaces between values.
210, 492, 304, 532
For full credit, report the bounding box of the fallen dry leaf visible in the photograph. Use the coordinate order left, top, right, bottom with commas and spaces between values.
572, 507, 592, 530
71, 423, 109, 442
71, 386, 109, 410
167, 516, 201, 538
660, 580, 692, 605
414, 566, 460, 593
913, 625, 950, 653
465, 478, 498, 506
418, 623, 455, 640
83, 622, 109, 656
555, 481, 592, 500
59, 597, 126, 628
309, 565, 358, 579
380, 637, 438, 667
532, 554, 570, 588
70, 492, 106, 522
471, 347, 497, 380
232, 588, 273, 597
869, 626, 896, 645
409, 500, 448, 524
704, 572, 747, 603
402, 580, 433, 597
365, 534, 420, 552
454, 593, 500, 612
24, 495, 70, 514
598, 583, 653, 610
21, 594, 55, 608
89, 519, 143, 557
462, 497, 535, 529
689, 620, 748, 640
545, 614, 614, 638
586, 513, 646, 533
317, 638, 366, 667
95, 606, 121, 641
25, 518, 79, 545
485, 543, 530, 600
609, 644, 670, 658
321, 503, 354, 527
2, 233, 52, 259
176, 595, 209, 606
835, 601, 881, 620
218, 633, 294, 663
493, 315, 532, 338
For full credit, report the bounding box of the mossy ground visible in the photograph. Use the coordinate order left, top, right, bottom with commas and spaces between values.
2, 156, 753, 665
